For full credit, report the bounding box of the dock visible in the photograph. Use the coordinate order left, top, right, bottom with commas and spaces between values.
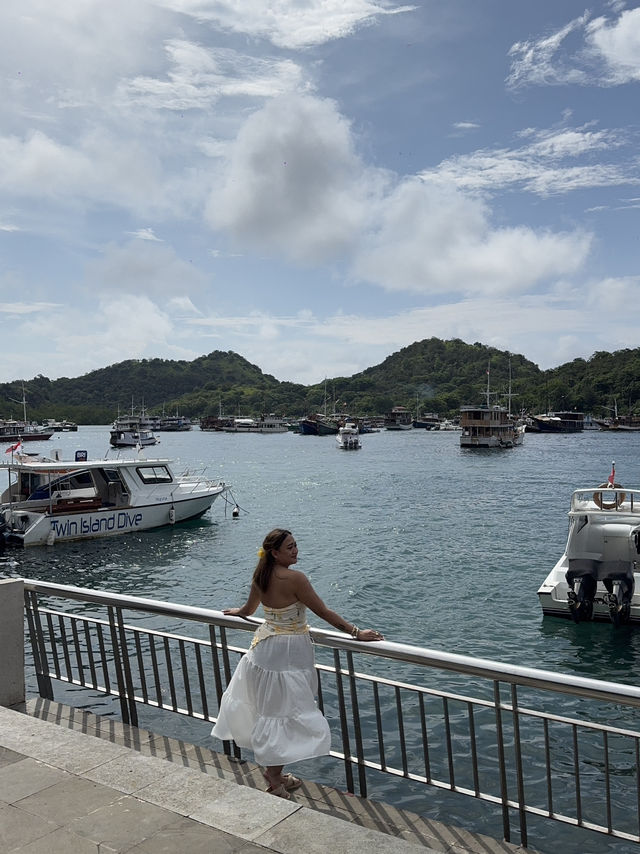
0, 699, 529, 853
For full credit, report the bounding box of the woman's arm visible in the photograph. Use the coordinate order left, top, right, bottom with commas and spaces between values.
223, 583, 261, 617
293, 573, 383, 641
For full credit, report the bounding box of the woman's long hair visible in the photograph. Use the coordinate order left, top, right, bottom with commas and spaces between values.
252, 528, 291, 592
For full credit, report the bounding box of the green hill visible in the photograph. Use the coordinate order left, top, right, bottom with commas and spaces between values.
0, 339, 638, 424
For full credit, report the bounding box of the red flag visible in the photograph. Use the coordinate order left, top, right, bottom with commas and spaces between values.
607, 462, 615, 486
5, 441, 21, 454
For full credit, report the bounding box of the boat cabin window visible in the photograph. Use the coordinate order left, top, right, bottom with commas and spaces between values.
136, 465, 173, 484
28, 470, 94, 500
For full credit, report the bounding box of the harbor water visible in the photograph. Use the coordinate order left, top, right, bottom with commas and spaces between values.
3, 424, 640, 853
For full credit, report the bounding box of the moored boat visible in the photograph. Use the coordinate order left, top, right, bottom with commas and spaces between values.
223, 415, 288, 434
385, 407, 413, 430
538, 463, 640, 626
0, 449, 229, 547
336, 422, 361, 450
527, 411, 584, 433
0, 421, 54, 442
459, 363, 524, 448
298, 413, 339, 435
110, 413, 158, 447
156, 414, 192, 432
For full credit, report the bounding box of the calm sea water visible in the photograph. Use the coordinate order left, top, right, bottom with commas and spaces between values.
3, 425, 640, 852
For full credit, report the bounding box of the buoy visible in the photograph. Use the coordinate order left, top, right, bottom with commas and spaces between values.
169, 507, 176, 524
232, 505, 240, 518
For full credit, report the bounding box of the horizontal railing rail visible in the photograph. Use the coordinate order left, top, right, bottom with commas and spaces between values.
21, 578, 640, 850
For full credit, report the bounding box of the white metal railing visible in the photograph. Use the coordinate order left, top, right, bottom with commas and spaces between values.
21, 579, 640, 850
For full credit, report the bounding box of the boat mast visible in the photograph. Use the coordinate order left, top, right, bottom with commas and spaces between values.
485, 361, 491, 408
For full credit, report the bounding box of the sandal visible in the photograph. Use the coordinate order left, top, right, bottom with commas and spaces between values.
282, 773, 302, 791
262, 772, 302, 791
266, 783, 291, 799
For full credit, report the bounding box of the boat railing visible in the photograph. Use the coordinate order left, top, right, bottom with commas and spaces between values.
571, 487, 640, 512
19, 578, 640, 851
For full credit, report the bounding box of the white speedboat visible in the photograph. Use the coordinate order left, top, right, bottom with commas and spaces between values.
0, 450, 228, 547
537, 463, 640, 626
336, 422, 361, 450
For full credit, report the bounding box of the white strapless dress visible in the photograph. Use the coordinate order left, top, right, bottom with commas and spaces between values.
211, 602, 331, 766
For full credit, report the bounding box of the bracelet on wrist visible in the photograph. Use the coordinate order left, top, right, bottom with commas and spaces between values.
351, 624, 360, 639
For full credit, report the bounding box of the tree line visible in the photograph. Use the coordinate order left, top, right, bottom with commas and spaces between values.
0, 339, 638, 425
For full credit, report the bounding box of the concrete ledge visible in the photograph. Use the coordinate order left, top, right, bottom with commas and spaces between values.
1, 700, 532, 854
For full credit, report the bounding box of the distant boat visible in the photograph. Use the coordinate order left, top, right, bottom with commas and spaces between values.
223, 415, 288, 434
298, 413, 339, 435
42, 419, 78, 432
156, 413, 192, 432
413, 413, 440, 429
459, 363, 524, 448
336, 422, 361, 450
384, 407, 413, 430
110, 412, 158, 448
1, 384, 54, 443
527, 412, 584, 433
0, 421, 54, 443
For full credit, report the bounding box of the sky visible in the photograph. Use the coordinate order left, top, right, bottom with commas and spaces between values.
2, 1, 640, 387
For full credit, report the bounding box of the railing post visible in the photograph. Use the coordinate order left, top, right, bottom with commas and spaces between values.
0, 579, 25, 707
24, 589, 54, 700
493, 680, 511, 842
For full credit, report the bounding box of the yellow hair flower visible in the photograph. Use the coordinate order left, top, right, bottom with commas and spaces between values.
257, 547, 265, 559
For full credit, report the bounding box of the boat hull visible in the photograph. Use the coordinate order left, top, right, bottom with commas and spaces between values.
3, 490, 225, 547
538, 484, 640, 626
538, 557, 640, 625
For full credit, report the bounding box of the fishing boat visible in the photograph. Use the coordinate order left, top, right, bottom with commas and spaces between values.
336, 422, 361, 450
298, 414, 339, 435
0, 449, 229, 547
1, 385, 53, 442
527, 411, 584, 433
459, 363, 524, 448
537, 463, 640, 626
0, 421, 54, 442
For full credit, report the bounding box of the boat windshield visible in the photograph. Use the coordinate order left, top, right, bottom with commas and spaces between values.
27, 470, 94, 501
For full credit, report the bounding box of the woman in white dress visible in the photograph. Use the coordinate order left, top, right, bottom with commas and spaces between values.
211, 528, 383, 798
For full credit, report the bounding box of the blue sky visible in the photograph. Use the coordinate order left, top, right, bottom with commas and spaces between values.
1, 1, 639, 386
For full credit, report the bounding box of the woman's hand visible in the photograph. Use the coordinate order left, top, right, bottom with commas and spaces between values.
357, 628, 384, 642
223, 607, 246, 616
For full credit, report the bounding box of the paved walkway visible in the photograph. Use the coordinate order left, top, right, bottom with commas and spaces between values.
0, 699, 531, 853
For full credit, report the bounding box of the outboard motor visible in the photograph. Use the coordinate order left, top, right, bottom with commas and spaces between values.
599, 558, 635, 626
566, 562, 598, 622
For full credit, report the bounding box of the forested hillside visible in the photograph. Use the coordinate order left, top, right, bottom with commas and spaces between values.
0, 339, 638, 424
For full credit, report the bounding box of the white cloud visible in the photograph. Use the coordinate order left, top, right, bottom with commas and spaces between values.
206, 94, 389, 263
128, 228, 163, 241
84, 241, 208, 297
586, 7, 640, 83
153, 0, 417, 50
120, 42, 307, 111
507, 7, 640, 89
419, 124, 637, 197
353, 177, 591, 296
